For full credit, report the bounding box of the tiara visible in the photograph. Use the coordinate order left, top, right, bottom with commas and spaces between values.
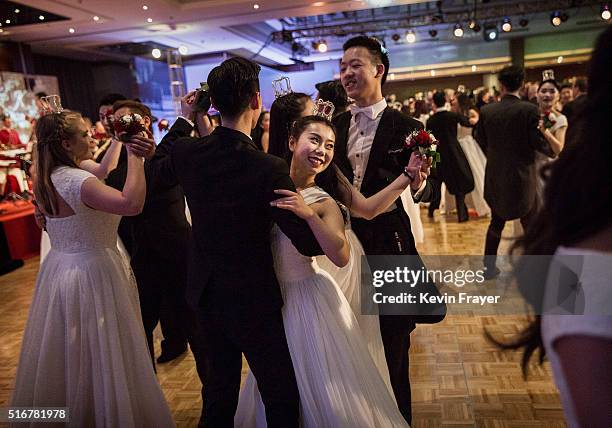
542, 69, 555, 82
272, 76, 293, 99
40, 95, 64, 114
312, 98, 335, 121
457, 84, 466, 93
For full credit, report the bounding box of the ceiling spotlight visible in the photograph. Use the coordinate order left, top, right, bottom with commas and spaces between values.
471, 65, 477, 72
469, 19, 477, 29
519, 18, 529, 27
430, 69, 436, 77
147, 18, 153, 23
557, 56, 564, 63
428, 29, 438, 38
5, 19, 10, 24
484, 23, 498, 42
453, 24, 464, 38
317, 40, 328, 53
39, 15, 45, 21
178, 45, 189, 55
405, 31, 416, 43
151, 48, 162, 59
253, 3, 260, 9
391, 33, 401, 42
93, 16, 100, 22
502, 18, 512, 32
14, 8, 20, 13
601, 5, 611, 20
69, 28, 75, 33
551, 11, 562, 26
142, 5, 149, 10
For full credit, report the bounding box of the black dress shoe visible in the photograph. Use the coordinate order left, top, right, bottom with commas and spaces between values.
156, 345, 187, 364
483, 266, 501, 280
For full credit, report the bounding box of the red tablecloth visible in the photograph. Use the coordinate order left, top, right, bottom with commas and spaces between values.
0, 201, 41, 259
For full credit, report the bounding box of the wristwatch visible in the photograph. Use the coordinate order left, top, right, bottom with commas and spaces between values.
402, 166, 415, 182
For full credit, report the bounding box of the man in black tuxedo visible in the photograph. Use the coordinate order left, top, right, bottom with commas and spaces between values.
151, 57, 322, 428
477, 66, 552, 278
334, 36, 443, 424
107, 100, 192, 367
426, 91, 475, 222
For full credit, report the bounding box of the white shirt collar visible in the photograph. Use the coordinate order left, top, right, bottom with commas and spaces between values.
349, 98, 388, 121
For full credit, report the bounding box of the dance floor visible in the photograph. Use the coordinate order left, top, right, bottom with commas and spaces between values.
0, 209, 566, 427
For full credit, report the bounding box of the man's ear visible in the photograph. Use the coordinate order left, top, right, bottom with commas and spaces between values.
250, 92, 261, 110
375, 63, 385, 79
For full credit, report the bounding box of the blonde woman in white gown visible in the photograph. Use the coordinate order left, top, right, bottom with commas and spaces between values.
12, 111, 174, 427
234, 116, 426, 427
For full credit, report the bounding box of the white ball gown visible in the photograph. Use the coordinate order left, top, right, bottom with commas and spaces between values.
234, 186, 408, 428
11, 167, 174, 428
457, 124, 490, 217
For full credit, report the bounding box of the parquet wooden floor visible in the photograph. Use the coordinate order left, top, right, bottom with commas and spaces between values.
0, 210, 566, 427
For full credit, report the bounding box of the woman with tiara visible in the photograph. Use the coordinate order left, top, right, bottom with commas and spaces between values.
535, 70, 568, 200
234, 110, 428, 427
11, 102, 174, 427
265, 82, 431, 387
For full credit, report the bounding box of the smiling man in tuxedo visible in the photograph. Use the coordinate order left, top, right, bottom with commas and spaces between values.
334, 36, 444, 424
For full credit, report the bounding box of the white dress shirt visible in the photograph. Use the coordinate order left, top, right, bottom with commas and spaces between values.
347, 99, 426, 206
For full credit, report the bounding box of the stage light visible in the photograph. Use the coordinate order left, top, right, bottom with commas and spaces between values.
453, 24, 464, 38
39, 15, 45, 21
253, 3, 260, 9
519, 18, 529, 27
178, 45, 189, 55
428, 29, 438, 38
151, 48, 162, 59
93, 16, 100, 22
147, 18, 153, 23
472, 65, 477, 72
557, 56, 564, 63
602, 5, 611, 20
312, 40, 328, 53
502, 18, 512, 32
14, 9, 20, 13
484, 24, 498, 42
405, 31, 416, 43
5, 20, 10, 24
142, 5, 149, 10
69, 28, 75, 33
551, 11, 562, 26
430, 70, 436, 76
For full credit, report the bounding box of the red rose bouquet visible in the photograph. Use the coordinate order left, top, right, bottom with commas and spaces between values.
113, 113, 150, 142
405, 129, 440, 168
542, 111, 557, 130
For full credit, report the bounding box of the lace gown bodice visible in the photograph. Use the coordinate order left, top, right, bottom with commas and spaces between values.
47, 167, 120, 253
271, 186, 330, 283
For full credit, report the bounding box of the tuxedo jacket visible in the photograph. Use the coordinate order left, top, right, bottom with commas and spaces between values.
426, 110, 475, 195
477, 95, 552, 220
103, 146, 191, 259
150, 119, 322, 315
333, 108, 432, 253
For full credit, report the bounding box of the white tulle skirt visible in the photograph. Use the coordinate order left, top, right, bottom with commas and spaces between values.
458, 135, 490, 217
11, 247, 175, 428
315, 229, 393, 395
234, 264, 407, 428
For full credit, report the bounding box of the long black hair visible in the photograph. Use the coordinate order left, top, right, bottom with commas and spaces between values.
251, 110, 268, 151
491, 25, 612, 374
268, 92, 311, 159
